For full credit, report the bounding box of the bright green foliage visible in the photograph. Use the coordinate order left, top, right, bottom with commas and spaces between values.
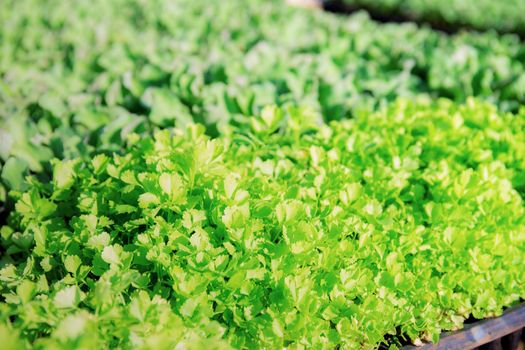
2, 0, 525, 199
2, 99, 525, 349
341, 0, 525, 34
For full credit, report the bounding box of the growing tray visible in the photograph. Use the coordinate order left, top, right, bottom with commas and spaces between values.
402, 302, 525, 350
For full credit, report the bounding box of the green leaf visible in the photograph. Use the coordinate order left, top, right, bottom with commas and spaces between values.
54, 286, 82, 309
159, 173, 187, 203
16, 280, 36, 304
1, 157, 29, 192
64, 255, 82, 274
101, 245, 122, 266
138, 192, 159, 208
53, 159, 77, 190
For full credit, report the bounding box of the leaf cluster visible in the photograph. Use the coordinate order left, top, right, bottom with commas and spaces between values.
2, 100, 525, 349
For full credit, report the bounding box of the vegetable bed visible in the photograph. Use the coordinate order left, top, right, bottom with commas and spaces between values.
2, 99, 525, 349
1, 0, 525, 349
3, 0, 525, 198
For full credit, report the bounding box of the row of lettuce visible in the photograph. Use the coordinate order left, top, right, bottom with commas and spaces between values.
1, 0, 525, 348
339, 0, 525, 34
2, 100, 525, 349
2, 0, 525, 202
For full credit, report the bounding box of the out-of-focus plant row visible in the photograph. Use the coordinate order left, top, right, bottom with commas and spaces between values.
2, 0, 525, 201
339, 0, 525, 34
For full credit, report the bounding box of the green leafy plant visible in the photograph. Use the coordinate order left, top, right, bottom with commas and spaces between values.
2, 99, 524, 349
2, 0, 525, 202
